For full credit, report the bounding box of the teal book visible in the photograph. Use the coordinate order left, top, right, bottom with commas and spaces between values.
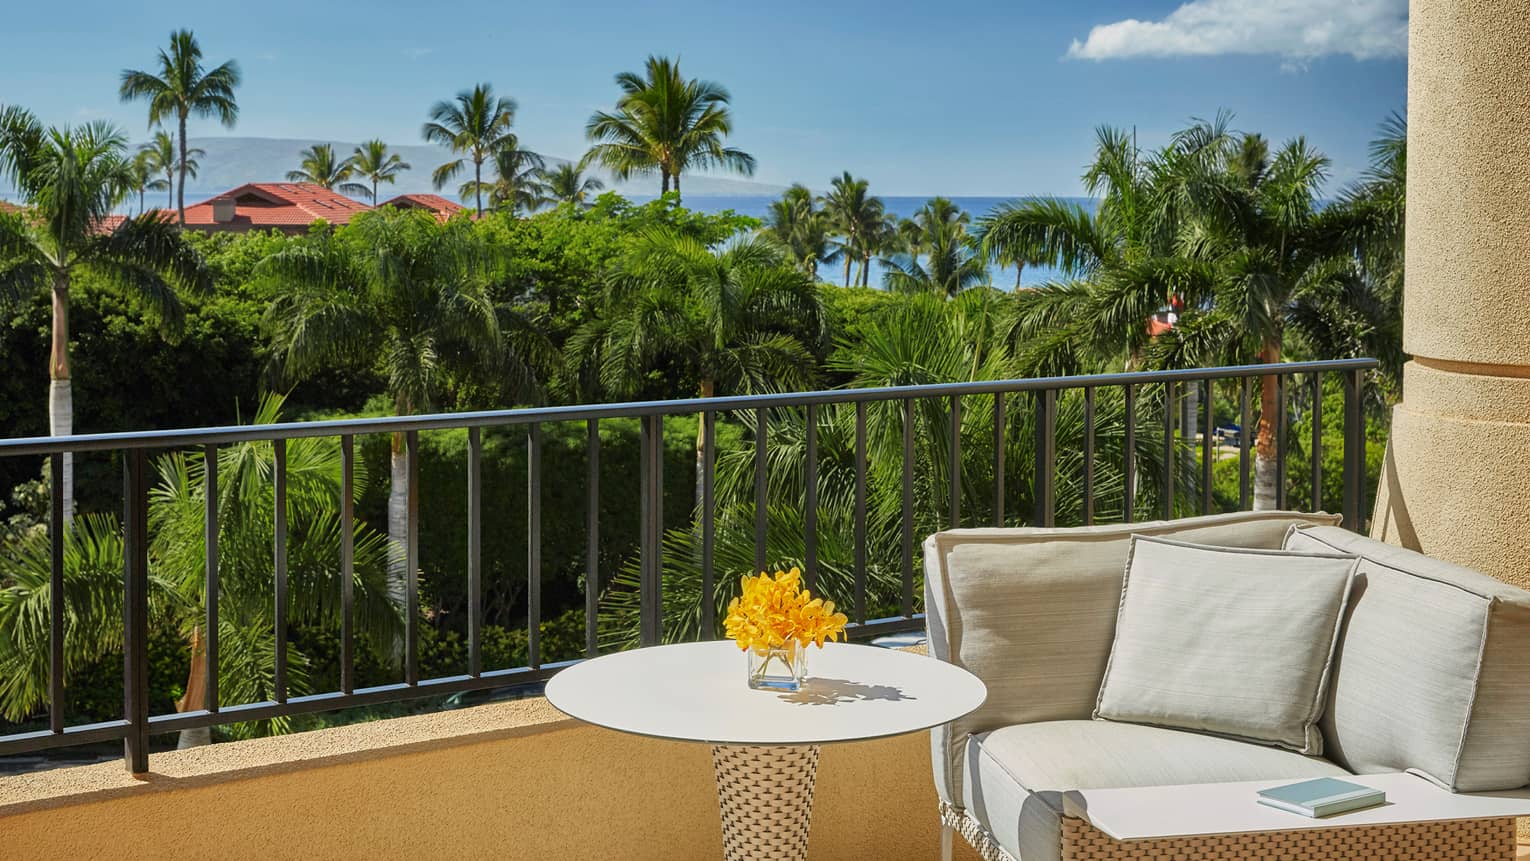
1257, 778, 1386, 818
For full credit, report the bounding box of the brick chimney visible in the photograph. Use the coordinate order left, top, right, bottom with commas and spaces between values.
211, 197, 236, 224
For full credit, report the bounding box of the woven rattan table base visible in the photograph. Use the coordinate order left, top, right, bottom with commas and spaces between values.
941, 801, 1517, 861
711, 744, 820, 861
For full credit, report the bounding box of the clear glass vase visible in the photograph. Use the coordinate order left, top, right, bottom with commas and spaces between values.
747, 642, 807, 691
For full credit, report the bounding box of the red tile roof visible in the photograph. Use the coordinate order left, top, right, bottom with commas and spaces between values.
378, 193, 464, 222
176, 183, 372, 233
0, 200, 22, 215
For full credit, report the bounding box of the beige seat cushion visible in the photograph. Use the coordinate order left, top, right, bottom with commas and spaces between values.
1094, 537, 1357, 754
1286, 525, 1530, 791
924, 510, 1343, 808
962, 719, 1353, 861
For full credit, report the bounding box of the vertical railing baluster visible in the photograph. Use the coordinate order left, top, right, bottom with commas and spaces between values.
1034, 389, 1056, 527
1201, 380, 1213, 515
639, 417, 654, 647
467, 428, 482, 678
639, 415, 663, 646
1343, 370, 1365, 531
1276, 375, 1288, 509
804, 404, 818, 592
754, 407, 767, 574
854, 402, 867, 624
701, 411, 715, 636
339, 435, 354, 695
1083, 387, 1096, 525
204, 445, 220, 710
1124, 385, 1137, 522
404, 431, 419, 686
527, 424, 542, 669
1162, 381, 1176, 520
948, 395, 961, 529
48, 452, 64, 734
901, 399, 914, 617
1310, 373, 1323, 511
123, 449, 149, 773
585, 420, 600, 657
992, 392, 1006, 526
274, 439, 288, 703
1240, 377, 1252, 510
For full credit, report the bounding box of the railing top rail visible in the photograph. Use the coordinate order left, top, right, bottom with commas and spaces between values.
0, 358, 1377, 457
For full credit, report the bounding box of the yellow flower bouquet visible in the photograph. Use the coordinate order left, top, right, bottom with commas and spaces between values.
724, 567, 848, 691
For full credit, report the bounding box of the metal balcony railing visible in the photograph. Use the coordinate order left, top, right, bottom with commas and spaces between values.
0, 358, 1377, 772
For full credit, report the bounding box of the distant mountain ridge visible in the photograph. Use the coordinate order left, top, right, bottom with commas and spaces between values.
157, 136, 790, 201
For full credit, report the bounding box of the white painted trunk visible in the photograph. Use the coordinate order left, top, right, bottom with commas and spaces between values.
176, 726, 212, 748
49, 379, 72, 528
388, 446, 409, 605
1253, 451, 1279, 511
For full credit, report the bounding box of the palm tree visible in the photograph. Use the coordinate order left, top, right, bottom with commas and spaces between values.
538, 162, 604, 208
119, 30, 240, 225
883, 220, 988, 297
565, 229, 824, 502
486, 137, 549, 215
140, 130, 203, 211
348, 139, 411, 205
984, 115, 1389, 509
286, 144, 357, 191
582, 55, 756, 200
0, 108, 211, 524
821, 172, 883, 288
262, 209, 545, 594
422, 83, 518, 217
760, 184, 830, 278
128, 150, 152, 214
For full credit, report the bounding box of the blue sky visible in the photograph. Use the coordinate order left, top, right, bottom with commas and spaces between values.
0, 0, 1406, 196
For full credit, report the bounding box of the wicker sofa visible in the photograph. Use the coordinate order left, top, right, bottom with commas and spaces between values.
924, 510, 1530, 861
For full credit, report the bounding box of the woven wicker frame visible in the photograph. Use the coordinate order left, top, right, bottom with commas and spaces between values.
940, 801, 1517, 861
711, 744, 820, 861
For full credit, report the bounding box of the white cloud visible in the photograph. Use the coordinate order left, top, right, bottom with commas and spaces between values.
1066, 0, 1406, 63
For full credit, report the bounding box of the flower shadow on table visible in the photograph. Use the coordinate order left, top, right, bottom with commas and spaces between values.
777, 677, 914, 707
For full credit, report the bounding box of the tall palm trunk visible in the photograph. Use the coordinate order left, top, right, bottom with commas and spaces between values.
388, 430, 409, 604
673, 171, 681, 203
1253, 339, 1282, 510
49, 274, 72, 529
372, 178, 378, 206
175, 625, 212, 748
842, 253, 851, 287
473, 156, 484, 216
166, 171, 173, 210
1014, 262, 1023, 291
176, 112, 188, 225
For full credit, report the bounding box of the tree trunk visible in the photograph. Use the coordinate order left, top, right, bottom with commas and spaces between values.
843, 254, 851, 287
175, 625, 212, 748
372, 178, 378, 206
695, 378, 714, 507
474, 158, 483, 217
1253, 339, 1282, 511
388, 432, 409, 604
49, 274, 72, 528
1014, 262, 1024, 291
860, 254, 872, 287
166, 171, 173, 210
176, 112, 188, 225
673, 171, 681, 203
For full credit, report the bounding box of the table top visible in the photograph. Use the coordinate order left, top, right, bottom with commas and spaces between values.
544, 640, 986, 746
1061, 771, 1530, 842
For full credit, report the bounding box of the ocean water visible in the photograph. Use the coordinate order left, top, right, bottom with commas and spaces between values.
634, 194, 1078, 288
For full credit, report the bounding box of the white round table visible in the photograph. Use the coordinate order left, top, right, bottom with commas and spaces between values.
545, 640, 986, 861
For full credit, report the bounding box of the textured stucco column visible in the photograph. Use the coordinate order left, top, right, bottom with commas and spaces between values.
1371, 0, 1530, 590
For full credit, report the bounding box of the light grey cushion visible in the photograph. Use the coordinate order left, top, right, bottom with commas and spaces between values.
1286, 525, 1530, 791
924, 510, 1343, 808
962, 720, 1352, 861
1094, 536, 1357, 754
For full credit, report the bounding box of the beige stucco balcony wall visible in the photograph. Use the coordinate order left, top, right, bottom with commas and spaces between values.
0, 694, 980, 859
1372, 0, 1530, 588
